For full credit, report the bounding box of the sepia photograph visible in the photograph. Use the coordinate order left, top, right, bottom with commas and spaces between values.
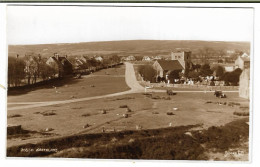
5, 4, 253, 161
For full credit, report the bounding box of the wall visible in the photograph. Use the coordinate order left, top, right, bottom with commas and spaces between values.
239, 69, 250, 99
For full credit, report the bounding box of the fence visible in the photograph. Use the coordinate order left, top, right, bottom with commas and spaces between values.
140, 80, 239, 91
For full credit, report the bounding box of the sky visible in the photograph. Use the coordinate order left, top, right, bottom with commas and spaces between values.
7, 5, 254, 45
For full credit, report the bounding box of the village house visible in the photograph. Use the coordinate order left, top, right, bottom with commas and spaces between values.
46, 53, 73, 77
235, 53, 250, 70
73, 57, 86, 70
153, 55, 162, 60
94, 56, 103, 62
153, 60, 184, 82
79, 56, 88, 63
142, 56, 152, 61
125, 55, 136, 61
224, 66, 235, 72
239, 68, 250, 99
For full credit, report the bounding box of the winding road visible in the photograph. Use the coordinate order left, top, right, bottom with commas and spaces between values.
8, 62, 238, 111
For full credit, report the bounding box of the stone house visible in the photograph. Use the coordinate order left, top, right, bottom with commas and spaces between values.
46, 53, 73, 77
235, 53, 250, 70
125, 55, 136, 61
152, 60, 184, 81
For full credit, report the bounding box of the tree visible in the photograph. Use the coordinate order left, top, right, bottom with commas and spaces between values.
200, 64, 213, 77
39, 63, 57, 80
188, 71, 200, 80
138, 65, 156, 82
110, 54, 121, 64
192, 64, 201, 72
222, 68, 242, 86
168, 70, 182, 83
8, 57, 26, 87
212, 65, 225, 78
198, 47, 215, 63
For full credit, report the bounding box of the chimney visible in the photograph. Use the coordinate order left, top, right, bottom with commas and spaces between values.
65, 55, 67, 58
38, 54, 41, 60
54, 53, 59, 59
16, 54, 19, 58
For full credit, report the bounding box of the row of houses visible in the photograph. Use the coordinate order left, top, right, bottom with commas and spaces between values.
121, 55, 169, 61
21, 53, 109, 79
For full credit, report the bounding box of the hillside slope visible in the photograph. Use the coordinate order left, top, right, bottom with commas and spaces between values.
8, 40, 250, 57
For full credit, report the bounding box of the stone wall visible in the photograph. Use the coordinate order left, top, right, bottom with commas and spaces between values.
239, 69, 250, 99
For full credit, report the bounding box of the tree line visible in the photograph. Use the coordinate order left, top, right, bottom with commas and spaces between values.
8, 54, 122, 88
8, 55, 58, 87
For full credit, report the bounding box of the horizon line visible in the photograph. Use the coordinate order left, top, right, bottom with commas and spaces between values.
8, 39, 251, 46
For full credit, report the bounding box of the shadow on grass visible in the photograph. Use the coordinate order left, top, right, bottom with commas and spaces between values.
7, 118, 249, 160
7, 128, 54, 140
8, 76, 81, 96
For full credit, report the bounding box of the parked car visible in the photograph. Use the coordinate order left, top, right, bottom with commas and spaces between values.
214, 90, 227, 98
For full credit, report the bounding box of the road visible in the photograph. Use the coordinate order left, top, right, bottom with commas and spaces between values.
8, 62, 238, 110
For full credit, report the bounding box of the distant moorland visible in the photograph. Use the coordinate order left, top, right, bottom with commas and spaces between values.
8, 40, 250, 58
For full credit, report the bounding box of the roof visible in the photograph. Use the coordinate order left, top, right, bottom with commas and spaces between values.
156, 60, 184, 71
240, 53, 250, 62
48, 56, 72, 66
241, 56, 250, 62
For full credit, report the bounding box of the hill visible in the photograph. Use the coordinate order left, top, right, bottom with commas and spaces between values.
8, 40, 250, 58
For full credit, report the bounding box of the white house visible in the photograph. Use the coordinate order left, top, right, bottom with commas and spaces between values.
235, 53, 250, 70
142, 56, 152, 61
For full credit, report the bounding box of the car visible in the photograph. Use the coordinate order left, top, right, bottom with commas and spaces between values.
214, 90, 227, 98
166, 89, 176, 96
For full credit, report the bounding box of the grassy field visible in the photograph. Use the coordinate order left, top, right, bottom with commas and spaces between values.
8, 65, 129, 103
7, 117, 249, 160
7, 63, 249, 160
7, 91, 249, 148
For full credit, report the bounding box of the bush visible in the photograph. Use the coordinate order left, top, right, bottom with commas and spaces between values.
119, 105, 128, 108
138, 65, 156, 82
222, 68, 242, 86
166, 112, 175, 115
8, 114, 22, 118
233, 111, 249, 116
81, 113, 91, 117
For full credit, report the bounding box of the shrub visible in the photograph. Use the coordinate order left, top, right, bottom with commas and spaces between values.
166, 112, 175, 115
119, 105, 128, 108
40, 111, 56, 116
233, 111, 249, 116
7, 114, 22, 118
138, 65, 156, 82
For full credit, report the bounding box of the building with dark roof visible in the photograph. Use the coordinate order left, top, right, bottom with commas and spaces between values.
153, 60, 184, 78
46, 53, 73, 77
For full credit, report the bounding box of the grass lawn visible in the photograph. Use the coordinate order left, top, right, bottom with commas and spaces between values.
7, 117, 249, 160
7, 91, 249, 148
91, 65, 125, 76
8, 66, 129, 103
